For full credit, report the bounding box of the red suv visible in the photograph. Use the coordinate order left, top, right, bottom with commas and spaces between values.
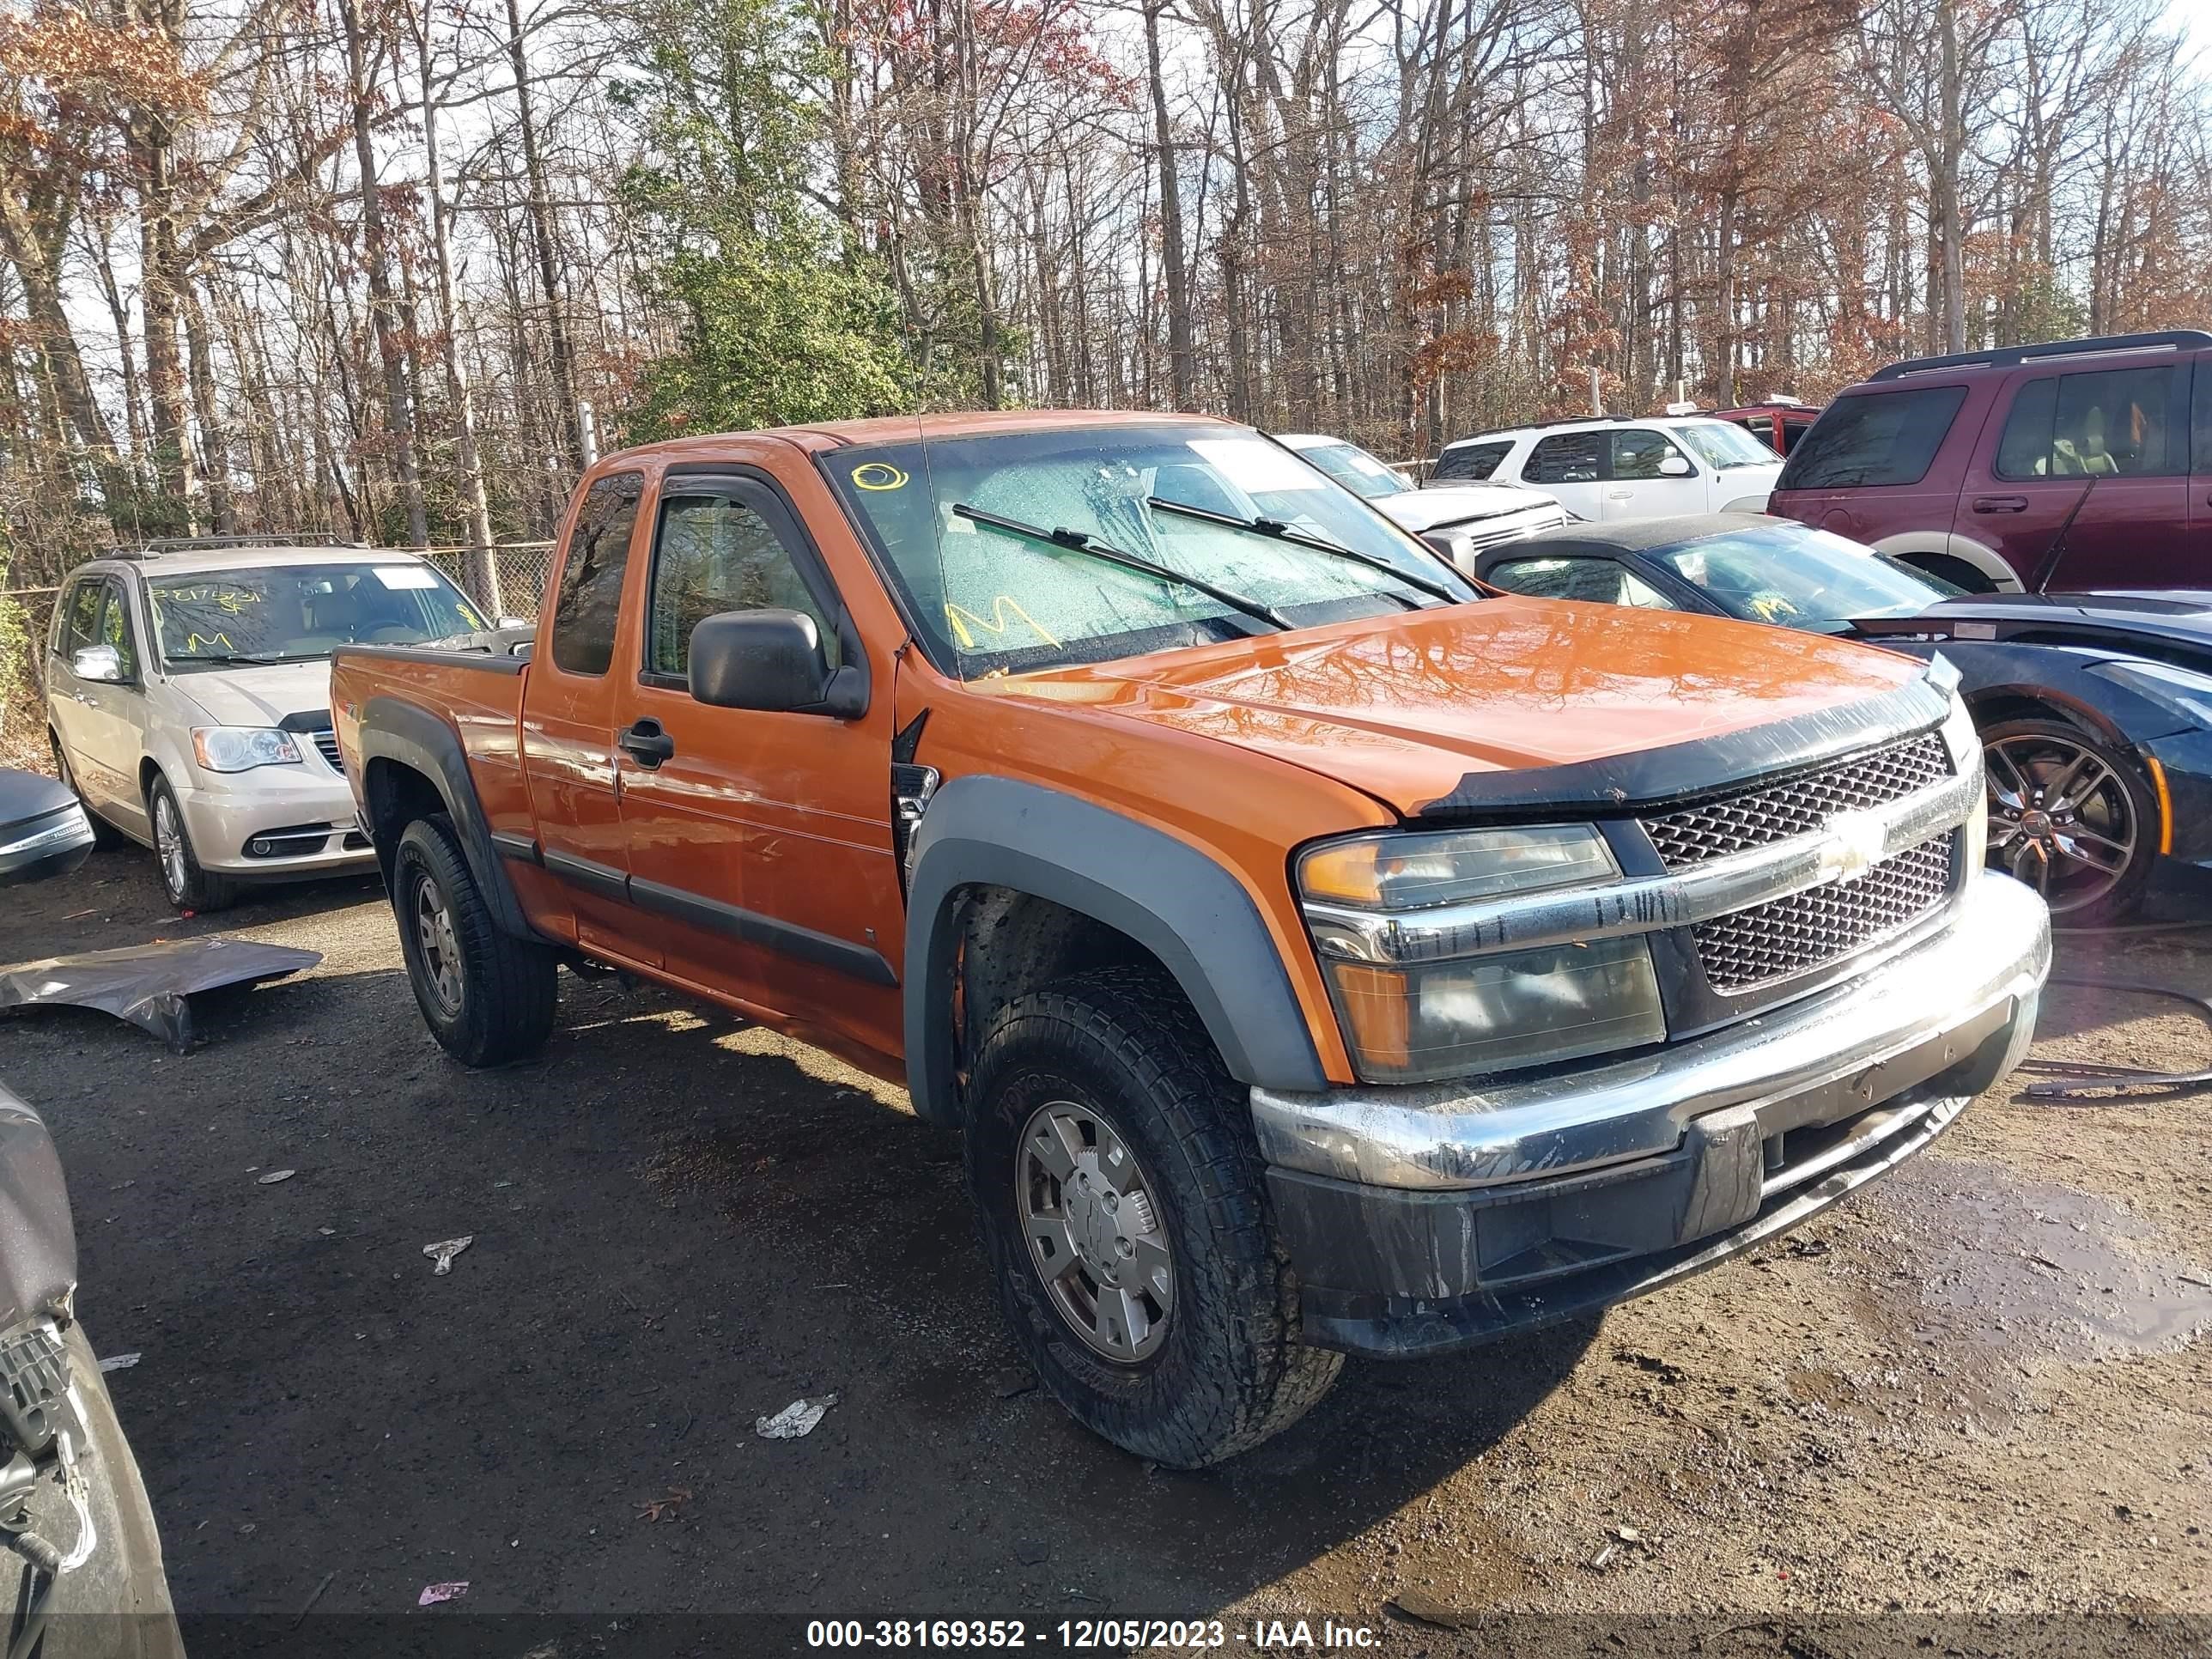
1767, 330, 2212, 592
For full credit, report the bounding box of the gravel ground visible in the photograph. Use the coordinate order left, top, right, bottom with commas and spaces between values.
3, 847, 2211, 1655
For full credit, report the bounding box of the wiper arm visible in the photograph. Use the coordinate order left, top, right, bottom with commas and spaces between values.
1146, 495, 1461, 605
951, 503, 1291, 631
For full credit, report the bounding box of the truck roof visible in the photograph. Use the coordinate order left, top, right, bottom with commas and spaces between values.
612, 408, 1232, 462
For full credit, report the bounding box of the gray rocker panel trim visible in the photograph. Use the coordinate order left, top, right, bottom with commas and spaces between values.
902, 775, 1328, 1127
355, 696, 536, 940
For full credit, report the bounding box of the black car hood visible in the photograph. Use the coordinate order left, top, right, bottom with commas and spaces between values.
0, 1083, 76, 1331
1850, 591, 2212, 672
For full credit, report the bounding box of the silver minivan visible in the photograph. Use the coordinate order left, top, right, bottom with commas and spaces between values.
45, 538, 494, 910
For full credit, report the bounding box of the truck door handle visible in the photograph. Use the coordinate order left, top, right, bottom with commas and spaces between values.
1972, 495, 2029, 514
617, 720, 676, 768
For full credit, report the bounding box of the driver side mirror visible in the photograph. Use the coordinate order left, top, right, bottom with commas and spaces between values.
70, 644, 124, 684
688, 609, 866, 718
1658, 454, 1694, 478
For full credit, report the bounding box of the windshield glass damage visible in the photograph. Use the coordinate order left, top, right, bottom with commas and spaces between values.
824, 423, 1476, 678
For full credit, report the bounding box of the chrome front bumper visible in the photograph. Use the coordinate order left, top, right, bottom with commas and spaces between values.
1256, 871, 2051, 1357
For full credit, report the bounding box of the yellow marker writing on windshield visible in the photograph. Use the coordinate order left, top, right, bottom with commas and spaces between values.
945, 597, 1060, 651
852, 462, 908, 492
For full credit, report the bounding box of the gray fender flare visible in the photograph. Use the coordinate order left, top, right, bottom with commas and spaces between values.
1870, 531, 2025, 592
356, 696, 536, 941
902, 775, 1328, 1127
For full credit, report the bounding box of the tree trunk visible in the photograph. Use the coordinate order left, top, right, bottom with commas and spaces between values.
337, 0, 428, 547
1936, 0, 1966, 352
503, 0, 584, 467
416, 3, 500, 607
1145, 0, 1195, 411
181, 283, 237, 533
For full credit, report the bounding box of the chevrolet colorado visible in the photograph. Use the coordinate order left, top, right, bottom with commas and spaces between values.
331, 411, 2051, 1466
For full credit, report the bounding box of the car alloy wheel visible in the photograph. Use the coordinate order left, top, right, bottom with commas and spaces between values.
411, 873, 466, 1018
153, 792, 188, 902
1984, 731, 2138, 914
1016, 1099, 1176, 1364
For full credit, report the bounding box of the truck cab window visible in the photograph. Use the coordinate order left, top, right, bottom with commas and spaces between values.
646, 490, 839, 681
550, 471, 644, 675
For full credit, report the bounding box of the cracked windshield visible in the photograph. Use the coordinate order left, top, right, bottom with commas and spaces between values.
827, 424, 1475, 677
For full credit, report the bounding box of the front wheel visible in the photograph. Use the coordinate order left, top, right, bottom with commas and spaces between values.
1982, 717, 2157, 925
392, 815, 557, 1066
964, 968, 1341, 1467
146, 774, 236, 911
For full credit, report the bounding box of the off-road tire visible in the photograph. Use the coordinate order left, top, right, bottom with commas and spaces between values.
48, 732, 125, 848
145, 773, 238, 911
1980, 716, 2158, 927
965, 967, 1342, 1467
393, 814, 557, 1066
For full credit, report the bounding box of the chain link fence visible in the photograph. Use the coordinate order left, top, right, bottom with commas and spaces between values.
0, 540, 561, 775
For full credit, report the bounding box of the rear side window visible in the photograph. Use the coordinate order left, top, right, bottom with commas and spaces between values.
645, 489, 840, 683
550, 471, 645, 676
1777, 387, 1967, 489
1996, 366, 2181, 479
1433, 441, 1510, 482
1524, 432, 1603, 483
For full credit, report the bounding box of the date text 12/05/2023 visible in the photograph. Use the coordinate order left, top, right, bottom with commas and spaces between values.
804, 1619, 1381, 1649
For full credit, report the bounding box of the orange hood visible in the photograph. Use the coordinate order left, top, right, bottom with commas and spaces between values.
991, 598, 1929, 817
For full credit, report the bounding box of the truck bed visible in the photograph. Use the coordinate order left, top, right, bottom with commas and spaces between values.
331, 641, 538, 864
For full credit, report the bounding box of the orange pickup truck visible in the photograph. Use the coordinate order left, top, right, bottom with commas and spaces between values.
332, 410, 2051, 1466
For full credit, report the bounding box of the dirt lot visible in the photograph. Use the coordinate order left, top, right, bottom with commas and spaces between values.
4, 847, 2212, 1654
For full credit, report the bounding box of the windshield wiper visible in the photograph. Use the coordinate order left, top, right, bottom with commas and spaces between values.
171, 650, 316, 665
1145, 496, 1460, 605
951, 503, 1291, 631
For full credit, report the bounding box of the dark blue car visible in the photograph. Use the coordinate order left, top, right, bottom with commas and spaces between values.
1470, 513, 2212, 922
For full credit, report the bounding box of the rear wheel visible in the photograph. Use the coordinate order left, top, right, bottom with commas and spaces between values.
1981, 717, 2157, 925
146, 774, 237, 912
393, 815, 557, 1065
964, 968, 1341, 1467
1899, 551, 2001, 593
48, 734, 125, 848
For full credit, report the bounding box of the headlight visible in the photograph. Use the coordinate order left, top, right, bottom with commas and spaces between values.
1300, 825, 1666, 1084
2087, 659, 2212, 731
1322, 938, 1664, 1084
191, 726, 302, 773
1301, 823, 1619, 911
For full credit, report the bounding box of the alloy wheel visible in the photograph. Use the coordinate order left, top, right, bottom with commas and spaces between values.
154, 793, 188, 900
1017, 1100, 1176, 1364
1984, 732, 2138, 915
413, 875, 465, 1017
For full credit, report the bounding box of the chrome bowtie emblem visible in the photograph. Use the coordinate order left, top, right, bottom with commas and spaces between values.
1820, 808, 1887, 884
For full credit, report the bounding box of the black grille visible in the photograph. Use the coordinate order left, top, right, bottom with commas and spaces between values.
1694, 836, 1954, 991
311, 729, 342, 770
1641, 732, 1949, 869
